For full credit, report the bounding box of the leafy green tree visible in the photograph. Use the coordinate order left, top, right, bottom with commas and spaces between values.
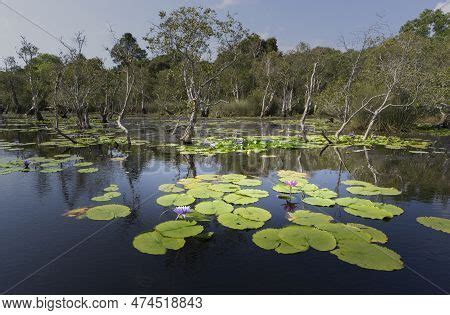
145, 6, 246, 143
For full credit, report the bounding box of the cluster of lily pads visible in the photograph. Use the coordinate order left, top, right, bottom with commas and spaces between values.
172, 134, 433, 156
252, 210, 403, 271
64, 184, 130, 220
0, 154, 99, 175
91, 184, 121, 202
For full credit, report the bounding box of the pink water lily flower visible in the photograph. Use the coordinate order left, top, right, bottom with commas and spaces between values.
173, 206, 191, 220
284, 180, 298, 187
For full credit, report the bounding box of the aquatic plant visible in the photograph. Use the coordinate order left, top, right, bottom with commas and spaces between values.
173, 206, 192, 220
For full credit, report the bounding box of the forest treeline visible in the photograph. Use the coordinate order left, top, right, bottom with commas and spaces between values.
0, 7, 448, 143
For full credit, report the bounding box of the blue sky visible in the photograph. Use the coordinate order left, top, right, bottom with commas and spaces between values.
0, 0, 448, 64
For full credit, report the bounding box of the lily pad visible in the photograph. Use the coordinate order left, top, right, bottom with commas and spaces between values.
331, 240, 404, 271
303, 197, 335, 207
277, 170, 307, 178
187, 187, 224, 199
195, 200, 233, 215
234, 207, 272, 222
209, 183, 240, 193
347, 223, 388, 243
133, 231, 185, 255
196, 174, 221, 181
156, 194, 196, 207
78, 167, 99, 174
275, 240, 306, 254
342, 180, 373, 186
104, 184, 119, 192
221, 174, 247, 182
74, 162, 93, 167
233, 179, 262, 186
417, 216, 450, 234
223, 193, 258, 205
252, 229, 282, 250
272, 183, 302, 193
343, 204, 393, 220
306, 188, 338, 199
238, 189, 269, 198
86, 204, 131, 220
217, 213, 264, 230
315, 223, 372, 243
155, 220, 204, 238
39, 168, 63, 173
278, 226, 309, 252
158, 184, 184, 193
288, 210, 333, 226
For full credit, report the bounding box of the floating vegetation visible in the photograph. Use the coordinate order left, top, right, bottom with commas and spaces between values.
331, 240, 403, 271
344, 181, 401, 196
336, 197, 403, 220
77, 167, 99, 174
288, 210, 333, 226
195, 200, 233, 215
416, 217, 450, 234
63, 207, 89, 219
74, 162, 93, 167
86, 204, 131, 221
155, 220, 204, 238
156, 194, 196, 207
217, 213, 265, 230
133, 231, 185, 255
104, 184, 119, 192
91, 191, 121, 202
158, 183, 185, 193
303, 197, 336, 207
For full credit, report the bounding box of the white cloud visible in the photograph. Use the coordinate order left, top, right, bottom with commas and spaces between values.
435, 1, 450, 13
216, 0, 240, 9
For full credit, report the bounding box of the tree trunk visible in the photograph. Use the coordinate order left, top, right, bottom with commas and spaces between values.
300, 62, 318, 142
181, 100, 199, 144
363, 111, 379, 140
435, 107, 449, 128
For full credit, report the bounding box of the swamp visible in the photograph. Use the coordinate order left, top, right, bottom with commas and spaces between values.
0, 4, 449, 295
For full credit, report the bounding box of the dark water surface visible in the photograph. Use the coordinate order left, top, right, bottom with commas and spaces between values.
0, 117, 449, 294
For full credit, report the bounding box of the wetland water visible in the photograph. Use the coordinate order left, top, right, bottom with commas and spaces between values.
0, 117, 449, 294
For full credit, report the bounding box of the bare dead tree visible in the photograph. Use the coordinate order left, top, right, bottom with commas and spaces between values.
300, 62, 318, 142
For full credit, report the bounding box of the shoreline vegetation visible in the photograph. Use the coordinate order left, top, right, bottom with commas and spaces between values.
0, 6, 448, 145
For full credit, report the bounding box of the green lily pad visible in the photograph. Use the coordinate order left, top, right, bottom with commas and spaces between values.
346, 186, 380, 196
278, 226, 309, 252
234, 207, 271, 222
156, 194, 196, 207
39, 168, 64, 173
343, 204, 393, 220
277, 170, 307, 178
196, 174, 221, 181
417, 216, 450, 234
275, 240, 306, 254
158, 184, 185, 193
272, 183, 302, 193
315, 223, 372, 243
86, 204, 131, 220
342, 180, 373, 186
303, 197, 335, 207
221, 174, 247, 182
331, 240, 404, 271
133, 231, 185, 255
155, 220, 204, 238
306, 188, 338, 199
74, 162, 93, 167
104, 184, 119, 192
347, 223, 388, 243
223, 193, 258, 205
373, 203, 404, 216
54, 154, 72, 158
238, 189, 269, 198
335, 197, 372, 207
288, 210, 333, 226
252, 229, 282, 250
78, 167, 99, 174
187, 187, 224, 199
233, 179, 262, 186
195, 200, 233, 215
209, 183, 240, 193
91, 195, 112, 202
217, 213, 264, 230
